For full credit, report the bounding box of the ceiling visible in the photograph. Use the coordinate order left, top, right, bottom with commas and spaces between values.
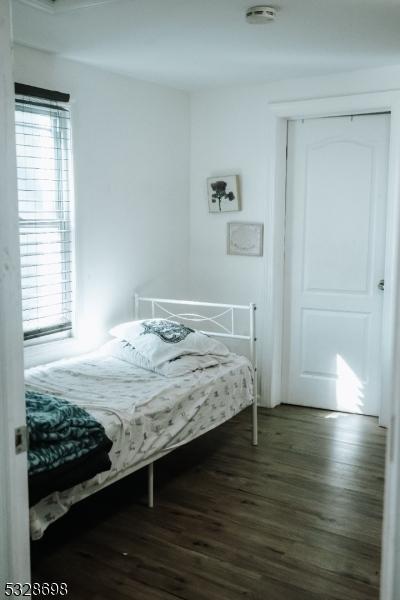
12, 0, 400, 91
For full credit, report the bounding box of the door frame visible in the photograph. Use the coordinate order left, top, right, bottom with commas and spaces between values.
0, 0, 31, 585
265, 91, 400, 600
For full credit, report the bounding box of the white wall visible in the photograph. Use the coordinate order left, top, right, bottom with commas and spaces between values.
13, 45, 190, 365
189, 64, 400, 405
14, 41, 400, 390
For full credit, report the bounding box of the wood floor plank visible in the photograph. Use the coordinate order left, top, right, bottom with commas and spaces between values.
31, 405, 386, 599
109, 500, 381, 591
211, 450, 384, 500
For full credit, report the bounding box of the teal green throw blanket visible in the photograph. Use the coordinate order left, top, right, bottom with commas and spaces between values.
26, 390, 111, 476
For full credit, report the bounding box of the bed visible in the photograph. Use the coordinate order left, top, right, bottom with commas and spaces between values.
26, 296, 258, 540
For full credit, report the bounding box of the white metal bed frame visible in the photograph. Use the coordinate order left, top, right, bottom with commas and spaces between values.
32, 295, 258, 530
134, 294, 258, 507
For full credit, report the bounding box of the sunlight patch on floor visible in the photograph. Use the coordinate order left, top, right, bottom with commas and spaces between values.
324, 412, 351, 420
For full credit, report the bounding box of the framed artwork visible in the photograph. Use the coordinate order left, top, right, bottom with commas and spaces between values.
227, 222, 264, 256
207, 175, 240, 213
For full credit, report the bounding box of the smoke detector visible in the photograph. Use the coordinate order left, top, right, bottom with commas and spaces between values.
246, 6, 276, 24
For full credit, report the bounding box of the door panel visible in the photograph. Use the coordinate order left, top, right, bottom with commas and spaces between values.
303, 141, 374, 293
284, 114, 389, 416
301, 309, 369, 381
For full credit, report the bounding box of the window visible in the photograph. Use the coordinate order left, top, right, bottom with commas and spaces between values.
15, 84, 73, 342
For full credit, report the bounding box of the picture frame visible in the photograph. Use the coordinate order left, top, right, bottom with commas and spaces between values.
227, 222, 264, 256
207, 175, 240, 213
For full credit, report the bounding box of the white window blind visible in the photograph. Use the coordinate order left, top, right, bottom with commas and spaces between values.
15, 85, 73, 341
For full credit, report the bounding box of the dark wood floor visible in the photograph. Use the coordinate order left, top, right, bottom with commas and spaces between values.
31, 405, 386, 600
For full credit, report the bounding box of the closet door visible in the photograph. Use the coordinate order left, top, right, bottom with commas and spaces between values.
284, 114, 389, 415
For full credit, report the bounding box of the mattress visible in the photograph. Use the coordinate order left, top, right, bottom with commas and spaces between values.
25, 347, 254, 539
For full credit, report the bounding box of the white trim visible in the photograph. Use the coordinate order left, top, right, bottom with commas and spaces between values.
269, 91, 400, 119
0, 0, 30, 583
267, 91, 400, 600
263, 116, 288, 408
24, 336, 80, 369
24, 330, 71, 348
380, 104, 400, 600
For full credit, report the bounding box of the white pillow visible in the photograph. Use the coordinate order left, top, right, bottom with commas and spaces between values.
103, 338, 228, 377
109, 318, 229, 367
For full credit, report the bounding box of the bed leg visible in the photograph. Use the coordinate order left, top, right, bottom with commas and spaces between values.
249, 303, 258, 446
252, 398, 258, 446
148, 462, 154, 508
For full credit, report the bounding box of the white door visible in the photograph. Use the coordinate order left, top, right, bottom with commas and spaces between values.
284, 114, 389, 416
0, 0, 31, 583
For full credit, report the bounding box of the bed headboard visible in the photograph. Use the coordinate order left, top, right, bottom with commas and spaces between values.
134, 294, 258, 446
134, 294, 257, 369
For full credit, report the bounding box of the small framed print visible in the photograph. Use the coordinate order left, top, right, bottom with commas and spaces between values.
227, 222, 264, 256
207, 175, 240, 213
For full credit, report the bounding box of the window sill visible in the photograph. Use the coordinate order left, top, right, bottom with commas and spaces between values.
24, 336, 82, 370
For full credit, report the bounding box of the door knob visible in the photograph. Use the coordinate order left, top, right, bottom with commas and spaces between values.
378, 279, 385, 291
